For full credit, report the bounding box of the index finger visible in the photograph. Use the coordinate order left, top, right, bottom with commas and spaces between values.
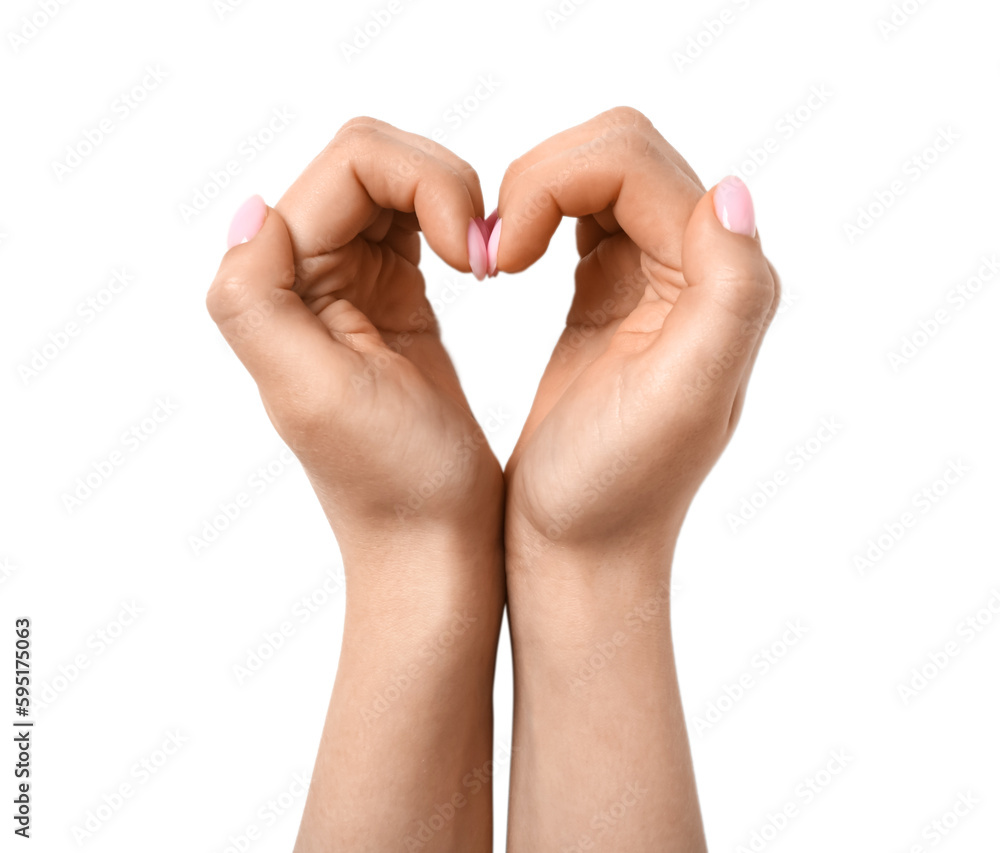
276, 117, 484, 272
495, 107, 703, 273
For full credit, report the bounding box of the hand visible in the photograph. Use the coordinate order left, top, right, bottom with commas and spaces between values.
497, 107, 780, 853
495, 107, 780, 562
208, 119, 507, 853
207, 118, 504, 555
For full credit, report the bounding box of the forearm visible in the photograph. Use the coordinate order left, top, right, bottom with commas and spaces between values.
294, 528, 506, 853
505, 530, 706, 852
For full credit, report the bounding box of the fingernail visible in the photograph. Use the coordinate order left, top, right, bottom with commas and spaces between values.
487, 217, 502, 276
468, 219, 488, 280
474, 216, 491, 245
227, 195, 267, 248
484, 207, 499, 233
714, 176, 756, 238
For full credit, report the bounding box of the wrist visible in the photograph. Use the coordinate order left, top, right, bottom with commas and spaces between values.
505, 503, 679, 580
336, 538, 505, 705
310, 461, 506, 556
504, 519, 678, 655
322, 446, 504, 551
338, 520, 505, 620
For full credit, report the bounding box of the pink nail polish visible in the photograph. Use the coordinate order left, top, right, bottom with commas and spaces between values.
227, 195, 268, 248
713, 177, 756, 238
487, 217, 502, 276
474, 217, 490, 245
468, 219, 488, 280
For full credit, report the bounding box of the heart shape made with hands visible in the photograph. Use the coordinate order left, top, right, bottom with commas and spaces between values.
210, 112, 779, 559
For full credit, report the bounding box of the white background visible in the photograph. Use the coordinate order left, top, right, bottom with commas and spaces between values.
2, 0, 998, 850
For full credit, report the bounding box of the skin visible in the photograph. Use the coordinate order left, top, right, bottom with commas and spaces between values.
207, 119, 506, 852
495, 108, 779, 851
207, 108, 779, 852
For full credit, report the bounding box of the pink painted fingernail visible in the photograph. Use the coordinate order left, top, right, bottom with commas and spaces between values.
475, 216, 490, 245
713, 176, 756, 238
227, 195, 267, 248
468, 219, 488, 280
487, 217, 502, 277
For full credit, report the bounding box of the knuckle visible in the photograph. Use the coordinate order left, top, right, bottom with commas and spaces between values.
704, 264, 776, 332
457, 161, 481, 187
410, 135, 437, 157
767, 261, 782, 313
339, 115, 379, 134
591, 107, 658, 161
207, 277, 289, 341
205, 276, 245, 325
603, 105, 653, 133
503, 155, 530, 185
740, 272, 777, 328
333, 117, 379, 148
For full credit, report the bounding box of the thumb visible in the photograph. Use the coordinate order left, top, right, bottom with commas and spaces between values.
206, 195, 355, 403
656, 177, 777, 402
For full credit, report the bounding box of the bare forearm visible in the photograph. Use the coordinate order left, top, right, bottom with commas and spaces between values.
505, 533, 706, 852
294, 530, 506, 853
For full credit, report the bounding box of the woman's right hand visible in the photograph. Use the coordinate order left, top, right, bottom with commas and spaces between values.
206, 119, 505, 563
